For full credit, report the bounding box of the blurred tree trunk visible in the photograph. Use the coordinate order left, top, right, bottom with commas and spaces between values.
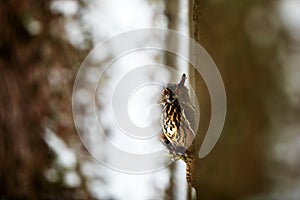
164, 0, 179, 68
188, 0, 282, 199
0, 2, 51, 198
0, 1, 88, 199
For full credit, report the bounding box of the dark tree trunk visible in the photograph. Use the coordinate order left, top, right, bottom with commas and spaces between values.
188, 0, 284, 199
0, 1, 89, 199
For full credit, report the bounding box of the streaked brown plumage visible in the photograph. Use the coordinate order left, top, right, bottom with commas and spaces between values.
160, 73, 195, 184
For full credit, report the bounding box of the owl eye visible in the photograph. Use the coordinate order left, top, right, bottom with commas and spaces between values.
163, 89, 169, 95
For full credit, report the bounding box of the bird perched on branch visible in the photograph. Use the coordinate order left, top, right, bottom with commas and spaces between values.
160, 73, 196, 184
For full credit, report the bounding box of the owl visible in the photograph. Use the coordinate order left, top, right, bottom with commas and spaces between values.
160, 73, 196, 184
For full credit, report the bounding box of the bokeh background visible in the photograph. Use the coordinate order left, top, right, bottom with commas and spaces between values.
1, 0, 300, 199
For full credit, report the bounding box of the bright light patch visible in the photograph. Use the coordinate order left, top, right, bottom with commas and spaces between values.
128, 84, 161, 128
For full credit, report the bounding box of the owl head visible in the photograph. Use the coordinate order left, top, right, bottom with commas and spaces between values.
160, 73, 189, 104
